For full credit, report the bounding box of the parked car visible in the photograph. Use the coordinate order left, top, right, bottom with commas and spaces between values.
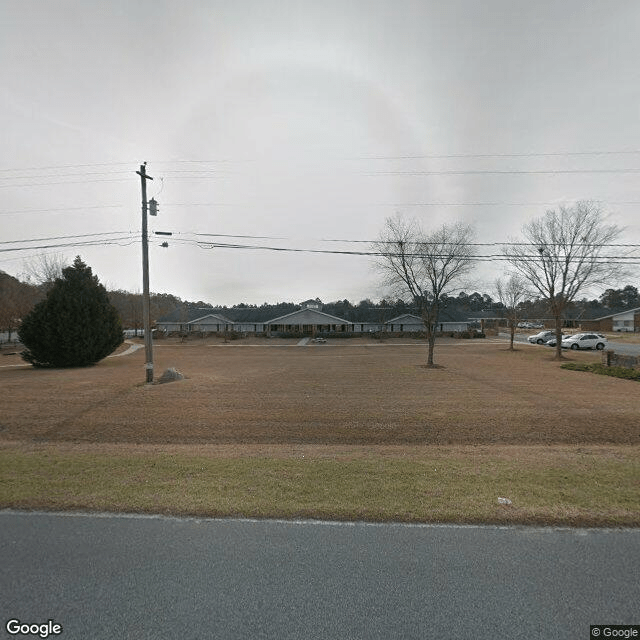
544, 334, 569, 347
528, 330, 556, 344
310, 337, 327, 344
560, 333, 608, 350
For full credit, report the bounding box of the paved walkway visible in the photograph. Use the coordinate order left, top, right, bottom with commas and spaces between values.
108, 340, 145, 357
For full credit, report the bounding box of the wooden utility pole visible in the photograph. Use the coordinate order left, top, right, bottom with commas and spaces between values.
136, 163, 154, 384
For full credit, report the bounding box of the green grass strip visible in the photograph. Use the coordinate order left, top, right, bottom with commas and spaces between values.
1, 450, 638, 527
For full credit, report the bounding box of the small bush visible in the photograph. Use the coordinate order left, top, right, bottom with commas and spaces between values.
560, 362, 593, 372
561, 362, 640, 381
592, 364, 640, 381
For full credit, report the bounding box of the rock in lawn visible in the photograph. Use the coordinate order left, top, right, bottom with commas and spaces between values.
157, 367, 184, 384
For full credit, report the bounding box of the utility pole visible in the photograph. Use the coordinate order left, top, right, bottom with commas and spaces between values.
136, 163, 154, 384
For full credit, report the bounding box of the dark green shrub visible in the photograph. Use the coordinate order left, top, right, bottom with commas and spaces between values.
591, 364, 640, 380
560, 362, 593, 372
18, 256, 123, 368
561, 362, 640, 381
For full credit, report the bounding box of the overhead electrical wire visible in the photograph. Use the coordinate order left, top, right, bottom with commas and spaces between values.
355, 150, 640, 160
365, 168, 640, 176
0, 231, 136, 246
8, 229, 640, 252
0, 170, 131, 181
0, 238, 139, 254
160, 235, 640, 264
0, 204, 124, 217
168, 239, 640, 265
1, 149, 640, 173
0, 178, 131, 188
162, 230, 640, 249
0, 231, 139, 255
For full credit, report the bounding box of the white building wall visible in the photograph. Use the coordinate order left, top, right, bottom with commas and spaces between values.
612, 311, 634, 332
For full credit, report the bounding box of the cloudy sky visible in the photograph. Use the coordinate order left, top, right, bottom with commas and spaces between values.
2, 1, 639, 306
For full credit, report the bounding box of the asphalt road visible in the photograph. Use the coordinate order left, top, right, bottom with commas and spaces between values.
1, 511, 638, 640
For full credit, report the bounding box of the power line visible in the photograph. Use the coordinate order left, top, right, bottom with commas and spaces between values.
0, 161, 137, 173
1, 198, 636, 219
355, 150, 640, 160
0, 170, 131, 181
9, 227, 640, 251
2, 149, 640, 174
163, 236, 640, 264
0, 231, 135, 246
374, 200, 640, 207
0, 204, 124, 217
0, 237, 139, 254
163, 230, 640, 249
0, 178, 131, 189
366, 168, 640, 176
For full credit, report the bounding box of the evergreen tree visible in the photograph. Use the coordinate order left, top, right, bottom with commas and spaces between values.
18, 256, 123, 367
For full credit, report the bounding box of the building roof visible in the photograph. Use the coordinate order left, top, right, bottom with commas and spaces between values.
466, 311, 505, 320
188, 313, 234, 325
266, 307, 353, 325
157, 307, 233, 324
587, 306, 640, 321
385, 314, 423, 324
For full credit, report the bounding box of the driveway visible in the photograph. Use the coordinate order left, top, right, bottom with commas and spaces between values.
502, 333, 640, 355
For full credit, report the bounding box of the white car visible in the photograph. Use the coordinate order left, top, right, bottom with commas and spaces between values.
544, 334, 569, 347
561, 333, 608, 350
528, 330, 556, 344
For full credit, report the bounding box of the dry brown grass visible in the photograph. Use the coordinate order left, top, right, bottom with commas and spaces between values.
1, 336, 638, 445
2, 336, 639, 525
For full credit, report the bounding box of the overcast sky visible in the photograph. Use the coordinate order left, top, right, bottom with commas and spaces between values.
2, 1, 639, 306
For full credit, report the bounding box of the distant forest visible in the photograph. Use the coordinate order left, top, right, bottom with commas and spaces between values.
1, 268, 639, 334
200, 286, 640, 325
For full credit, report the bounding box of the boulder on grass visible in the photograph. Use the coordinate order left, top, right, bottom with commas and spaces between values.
157, 367, 184, 384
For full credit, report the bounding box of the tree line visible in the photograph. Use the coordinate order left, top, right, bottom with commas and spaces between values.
1, 269, 638, 340
1, 200, 638, 368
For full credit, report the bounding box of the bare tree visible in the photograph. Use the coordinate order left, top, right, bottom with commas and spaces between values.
495, 275, 527, 350
373, 215, 475, 366
0, 272, 39, 343
21, 253, 68, 290
503, 201, 628, 359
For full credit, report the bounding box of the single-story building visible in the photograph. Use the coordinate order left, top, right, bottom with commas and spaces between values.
581, 307, 640, 333
156, 301, 471, 336
265, 303, 353, 336
385, 314, 470, 333
156, 307, 234, 333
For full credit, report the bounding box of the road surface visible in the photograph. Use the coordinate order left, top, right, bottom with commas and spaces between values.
1, 511, 638, 639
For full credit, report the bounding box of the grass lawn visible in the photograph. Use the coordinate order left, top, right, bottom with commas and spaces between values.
1, 336, 638, 526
